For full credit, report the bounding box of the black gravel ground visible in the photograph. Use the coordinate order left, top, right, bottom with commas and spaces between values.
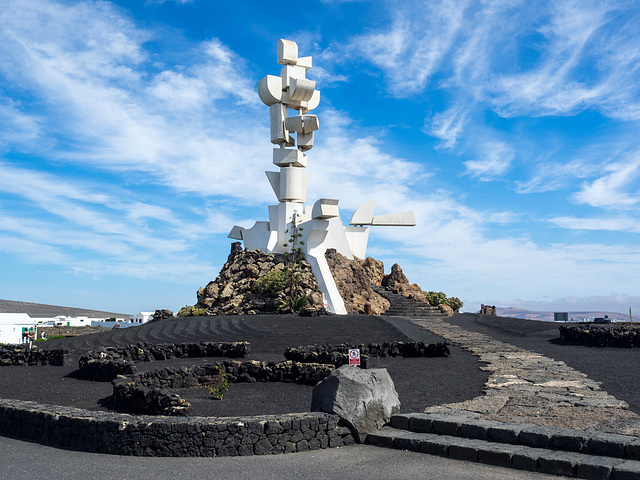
0, 314, 488, 417
448, 313, 640, 415
6, 313, 637, 420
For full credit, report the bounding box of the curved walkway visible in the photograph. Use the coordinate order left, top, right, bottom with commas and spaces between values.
411, 318, 640, 436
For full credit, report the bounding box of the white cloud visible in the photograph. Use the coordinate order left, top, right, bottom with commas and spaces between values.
425, 104, 470, 149
0, 0, 272, 204
516, 158, 603, 193
349, 0, 468, 95
573, 155, 640, 209
550, 216, 640, 233
463, 140, 514, 180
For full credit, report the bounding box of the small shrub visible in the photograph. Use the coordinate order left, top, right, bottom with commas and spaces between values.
425, 291, 447, 307
177, 306, 208, 317
445, 296, 463, 312
254, 269, 287, 294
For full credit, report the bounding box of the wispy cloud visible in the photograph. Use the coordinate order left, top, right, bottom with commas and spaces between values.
463, 140, 514, 180
550, 216, 640, 234
348, 0, 467, 95
424, 104, 470, 149
516, 159, 603, 194
573, 154, 640, 209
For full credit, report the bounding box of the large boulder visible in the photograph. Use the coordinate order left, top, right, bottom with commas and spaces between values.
311, 365, 400, 442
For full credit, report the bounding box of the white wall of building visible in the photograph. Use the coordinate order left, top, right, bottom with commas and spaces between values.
129, 312, 153, 324
0, 313, 35, 344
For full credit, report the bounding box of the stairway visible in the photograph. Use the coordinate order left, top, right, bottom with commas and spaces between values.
367, 413, 640, 478
372, 285, 446, 317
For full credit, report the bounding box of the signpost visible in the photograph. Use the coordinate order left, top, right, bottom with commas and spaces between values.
348, 348, 360, 366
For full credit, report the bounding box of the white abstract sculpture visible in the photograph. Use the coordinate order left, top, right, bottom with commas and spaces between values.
229, 39, 415, 314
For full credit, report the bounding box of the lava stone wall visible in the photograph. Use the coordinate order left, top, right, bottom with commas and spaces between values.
284, 341, 450, 367
112, 361, 336, 416
559, 324, 640, 347
0, 345, 68, 366
0, 398, 355, 456
78, 341, 250, 381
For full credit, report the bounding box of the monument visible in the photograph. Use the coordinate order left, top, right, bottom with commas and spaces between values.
229, 39, 415, 314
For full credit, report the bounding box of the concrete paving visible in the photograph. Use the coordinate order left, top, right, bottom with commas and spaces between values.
0, 435, 569, 480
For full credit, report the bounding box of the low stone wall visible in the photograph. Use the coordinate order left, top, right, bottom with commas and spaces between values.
559, 324, 640, 347
284, 341, 450, 367
0, 345, 68, 366
0, 398, 355, 456
112, 361, 336, 416
78, 342, 250, 381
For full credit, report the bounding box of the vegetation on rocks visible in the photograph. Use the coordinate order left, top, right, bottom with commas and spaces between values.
190, 242, 324, 316
424, 291, 464, 313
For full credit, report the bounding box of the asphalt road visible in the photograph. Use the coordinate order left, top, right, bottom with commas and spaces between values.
1, 436, 569, 480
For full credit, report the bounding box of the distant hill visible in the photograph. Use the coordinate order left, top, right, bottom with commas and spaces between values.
0, 299, 129, 318
496, 307, 632, 322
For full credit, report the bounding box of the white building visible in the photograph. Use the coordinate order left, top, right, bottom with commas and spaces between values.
129, 312, 154, 324
0, 313, 36, 344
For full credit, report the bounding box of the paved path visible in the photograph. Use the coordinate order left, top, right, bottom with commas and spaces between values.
0, 436, 568, 480
412, 318, 640, 436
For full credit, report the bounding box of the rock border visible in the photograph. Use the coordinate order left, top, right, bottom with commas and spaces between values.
78, 341, 250, 381
284, 341, 450, 367
559, 324, 640, 348
112, 361, 336, 416
0, 345, 68, 366
0, 398, 355, 457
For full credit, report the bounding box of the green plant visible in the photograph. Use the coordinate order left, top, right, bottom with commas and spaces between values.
425, 291, 447, 307
183, 367, 228, 400
177, 305, 208, 317
201, 375, 229, 400
445, 296, 463, 312
282, 212, 306, 313
291, 295, 309, 312
254, 269, 287, 294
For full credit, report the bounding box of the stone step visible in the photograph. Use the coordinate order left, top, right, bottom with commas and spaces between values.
367, 426, 640, 479
372, 285, 446, 317
389, 413, 640, 461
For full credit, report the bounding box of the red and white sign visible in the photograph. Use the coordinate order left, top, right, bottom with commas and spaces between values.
348, 348, 360, 366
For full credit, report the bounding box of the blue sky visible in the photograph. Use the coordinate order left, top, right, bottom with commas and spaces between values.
1, 0, 639, 315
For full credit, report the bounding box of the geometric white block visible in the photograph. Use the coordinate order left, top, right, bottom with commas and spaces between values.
312, 198, 339, 219
277, 39, 298, 66
258, 75, 283, 106
280, 89, 306, 109
302, 115, 319, 133
371, 211, 416, 226
349, 199, 376, 225
297, 131, 314, 151
290, 77, 316, 102
228, 225, 244, 240
297, 56, 312, 70
266, 171, 281, 200
284, 115, 319, 133
273, 148, 307, 167
280, 166, 307, 202
284, 115, 304, 132
281, 65, 306, 90
344, 226, 370, 260
270, 104, 294, 146
302, 89, 321, 113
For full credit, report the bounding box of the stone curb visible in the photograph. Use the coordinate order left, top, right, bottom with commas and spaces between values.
367, 427, 640, 479
0, 398, 355, 457
390, 413, 640, 460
